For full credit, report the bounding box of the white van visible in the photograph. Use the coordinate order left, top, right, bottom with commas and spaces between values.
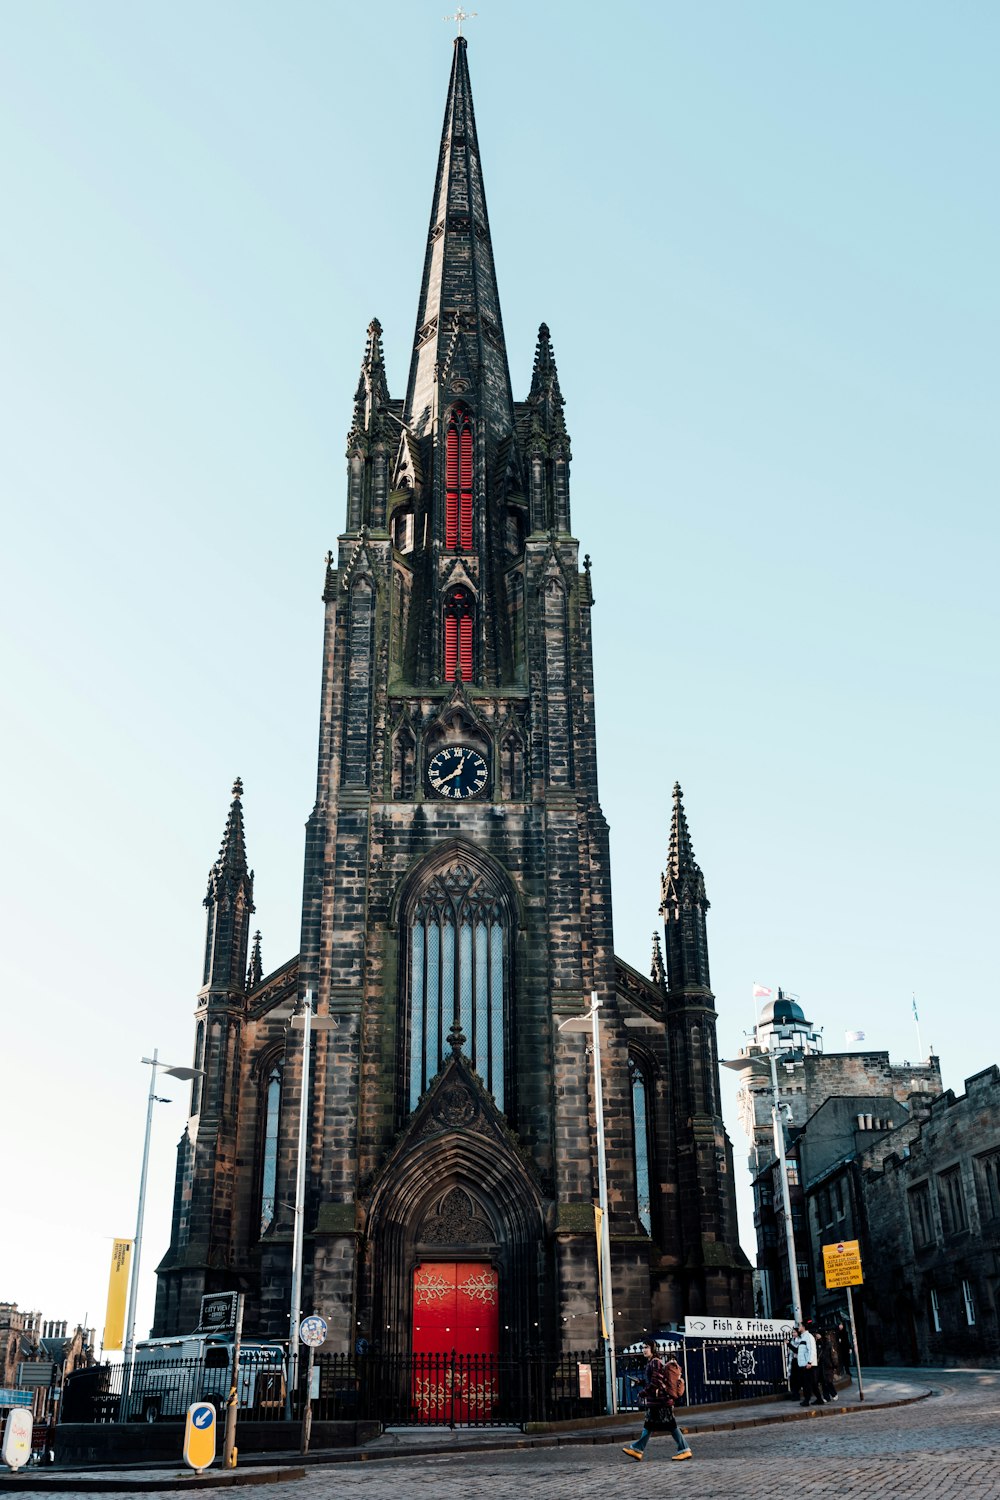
125, 1335, 285, 1423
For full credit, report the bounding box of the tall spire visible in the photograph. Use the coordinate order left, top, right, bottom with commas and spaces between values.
527, 324, 569, 445
660, 782, 711, 995
662, 782, 708, 908
403, 37, 515, 443
210, 778, 248, 887
348, 318, 392, 447
345, 319, 395, 532
203, 778, 255, 993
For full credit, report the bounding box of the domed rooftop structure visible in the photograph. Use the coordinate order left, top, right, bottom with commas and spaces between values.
759, 992, 807, 1026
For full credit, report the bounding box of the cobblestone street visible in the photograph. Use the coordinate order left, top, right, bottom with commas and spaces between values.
115, 1370, 1000, 1500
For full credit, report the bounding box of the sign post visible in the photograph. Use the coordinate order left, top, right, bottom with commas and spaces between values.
222, 1292, 244, 1470
822, 1240, 865, 1402
298, 1315, 327, 1455
183, 1402, 217, 1473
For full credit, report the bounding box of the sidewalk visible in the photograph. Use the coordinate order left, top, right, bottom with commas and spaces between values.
0, 1375, 933, 1492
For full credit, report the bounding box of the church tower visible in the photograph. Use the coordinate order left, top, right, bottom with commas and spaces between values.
155, 36, 749, 1356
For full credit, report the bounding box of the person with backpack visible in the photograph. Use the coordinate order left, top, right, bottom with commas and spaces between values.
622, 1339, 692, 1462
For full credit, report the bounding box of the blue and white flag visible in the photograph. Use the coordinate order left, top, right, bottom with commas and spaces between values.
845, 1030, 866, 1043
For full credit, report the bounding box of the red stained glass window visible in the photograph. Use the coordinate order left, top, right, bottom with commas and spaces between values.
446, 407, 473, 550
444, 588, 474, 682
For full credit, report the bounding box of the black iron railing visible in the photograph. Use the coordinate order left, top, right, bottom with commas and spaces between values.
64, 1335, 790, 1431
61, 1350, 287, 1425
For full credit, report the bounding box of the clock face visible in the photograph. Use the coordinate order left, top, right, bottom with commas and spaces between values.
427, 746, 488, 800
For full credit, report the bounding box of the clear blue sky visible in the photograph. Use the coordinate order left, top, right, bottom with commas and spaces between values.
1, 1, 997, 1342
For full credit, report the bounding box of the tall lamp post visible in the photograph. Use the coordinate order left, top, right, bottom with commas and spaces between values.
121, 1051, 204, 1416
272, 990, 335, 1415
765, 1044, 803, 1325
722, 1043, 802, 1323
558, 991, 618, 1415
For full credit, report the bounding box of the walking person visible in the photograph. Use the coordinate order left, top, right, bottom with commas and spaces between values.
622, 1339, 692, 1462
790, 1321, 822, 1406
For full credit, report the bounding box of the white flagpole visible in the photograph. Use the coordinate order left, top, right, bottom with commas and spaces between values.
912, 994, 924, 1060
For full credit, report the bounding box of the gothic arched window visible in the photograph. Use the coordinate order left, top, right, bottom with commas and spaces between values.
629, 1056, 653, 1236
405, 861, 510, 1115
445, 405, 473, 550
258, 1062, 282, 1237
191, 1020, 205, 1115
443, 586, 474, 682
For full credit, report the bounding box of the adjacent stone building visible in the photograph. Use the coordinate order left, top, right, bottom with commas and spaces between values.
860, 1066, 1000, 1365
728, 991, 942, 1318
153, 38, 750, 1359
0, 1305, 94, 1421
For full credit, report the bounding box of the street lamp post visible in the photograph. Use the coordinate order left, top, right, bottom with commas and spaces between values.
120, 1051, 204, 1418
722, 1040, 803, 1323
766, 1044, 803, 1325
273, 990, 335, 1417
558, 991, 618, 1415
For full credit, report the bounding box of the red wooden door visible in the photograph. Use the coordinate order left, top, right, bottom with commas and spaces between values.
411, 1262, 499, 1422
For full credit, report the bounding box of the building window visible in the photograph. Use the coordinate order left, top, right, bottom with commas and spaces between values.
500, 730, 525, 801
975, 1149, 1000, 1221
443, 587, 474, 682
938, 1166, 968, 1235
908, 1183, 934, 1247
929, 1287, 941, 1332
191, 1020, 205, 1115
392, 505, 414, 553
786, 1161, 799, 1186
962, 1279, 976, 1325
629, 1058, 653, 1236
259, 1064, 282, 1236
405, 860, 509, 1114
445, 405, 473, 550
392, 723, 416, 800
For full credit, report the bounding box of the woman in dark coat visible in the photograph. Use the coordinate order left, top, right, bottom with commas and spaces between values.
817, 1332, 838, 1401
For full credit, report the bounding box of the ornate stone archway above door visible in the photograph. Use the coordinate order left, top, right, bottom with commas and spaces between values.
418, 1185, 494, 1246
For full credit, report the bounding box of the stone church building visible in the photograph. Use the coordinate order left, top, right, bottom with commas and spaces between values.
154, 38, 750, 1358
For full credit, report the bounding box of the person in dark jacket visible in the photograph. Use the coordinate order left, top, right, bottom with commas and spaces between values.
817, 1332, 838, 1401
622, 1340, 692, 1462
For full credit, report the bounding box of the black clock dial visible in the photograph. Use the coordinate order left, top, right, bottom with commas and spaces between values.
427, 746, 488, 800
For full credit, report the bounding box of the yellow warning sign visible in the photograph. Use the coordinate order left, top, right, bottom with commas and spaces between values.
822, 1239, 863, 1288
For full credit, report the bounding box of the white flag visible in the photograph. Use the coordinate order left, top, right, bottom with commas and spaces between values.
845, 1030, 866, 1043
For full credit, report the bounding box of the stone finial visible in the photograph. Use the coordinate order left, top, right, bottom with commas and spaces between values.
246, 929, 263, 991
447, 1018, 467, 1055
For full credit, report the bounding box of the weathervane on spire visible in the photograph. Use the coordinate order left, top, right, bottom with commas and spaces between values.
444, 7, 477, 35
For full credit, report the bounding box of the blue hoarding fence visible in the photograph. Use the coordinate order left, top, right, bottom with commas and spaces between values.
618, 1332, 790, 1410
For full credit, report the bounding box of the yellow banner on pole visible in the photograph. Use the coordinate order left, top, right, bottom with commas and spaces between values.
594, 1207, 607, 1339
103, 1238, 133, 1350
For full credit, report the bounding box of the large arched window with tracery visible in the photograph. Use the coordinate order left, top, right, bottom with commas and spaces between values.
629, 1056, 653, 1236
258, 1061, 283, 1237
443, 586, 474, 682
445, 405, 473, 549
405, 861, 510, 1115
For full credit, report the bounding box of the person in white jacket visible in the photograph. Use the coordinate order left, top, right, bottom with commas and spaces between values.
790, 1323, 822, 1406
